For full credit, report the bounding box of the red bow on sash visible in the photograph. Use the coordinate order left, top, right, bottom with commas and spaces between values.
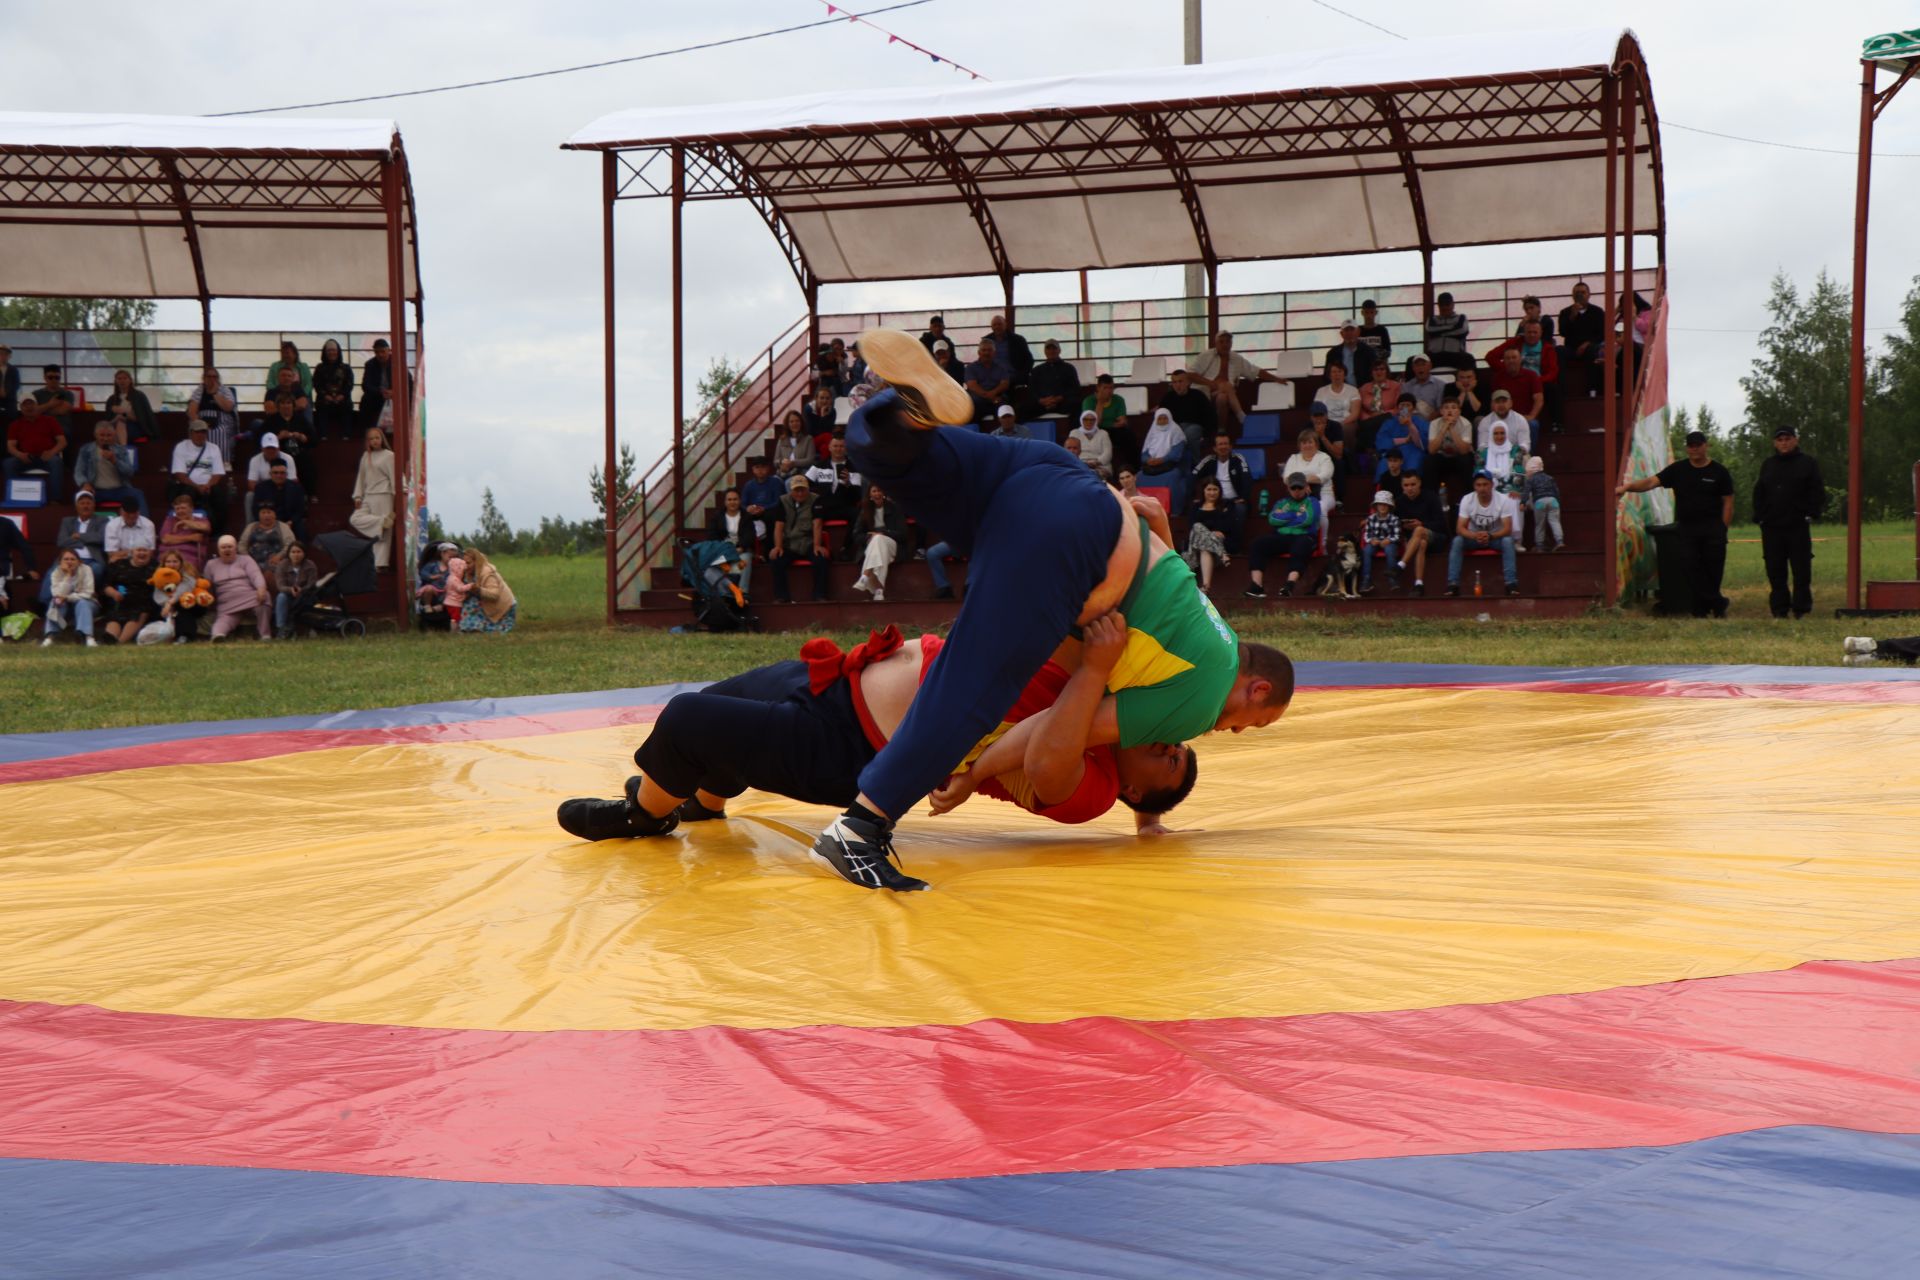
800, 624, 905, 695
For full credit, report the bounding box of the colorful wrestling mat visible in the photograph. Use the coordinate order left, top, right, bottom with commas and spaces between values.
4, 660, 1920, 1278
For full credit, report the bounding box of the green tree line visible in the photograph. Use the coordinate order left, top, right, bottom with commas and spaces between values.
1681, 269, 1920, 525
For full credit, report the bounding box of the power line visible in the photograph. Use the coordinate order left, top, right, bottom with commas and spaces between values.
214, 1, 938, 116
820, 1, 988, 79
1308, 0, 1406, 39
1303, 2, 1920, 159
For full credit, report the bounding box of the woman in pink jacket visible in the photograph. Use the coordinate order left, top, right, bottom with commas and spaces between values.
206, 534, 271, 640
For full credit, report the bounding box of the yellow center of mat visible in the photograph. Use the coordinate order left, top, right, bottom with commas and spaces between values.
5, 687, 1919, 1032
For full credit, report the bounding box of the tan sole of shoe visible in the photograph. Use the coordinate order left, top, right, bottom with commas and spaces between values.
857, 328, 974, 427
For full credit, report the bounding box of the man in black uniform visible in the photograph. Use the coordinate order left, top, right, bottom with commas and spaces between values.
1752, 426, 1826, 619
1618, 429, 1735, 617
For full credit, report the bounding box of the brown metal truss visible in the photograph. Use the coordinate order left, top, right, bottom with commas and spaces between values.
1373, 95, 1434, 261
581, 61, 1650, 285
1138, 113, 1216, 277
905, 125, 1012, 286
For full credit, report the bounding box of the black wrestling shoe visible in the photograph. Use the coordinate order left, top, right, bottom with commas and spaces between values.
675, 796, 727, 823
556, 776, 680, 842
809, 815, 929, 892
857, 328, 974, 427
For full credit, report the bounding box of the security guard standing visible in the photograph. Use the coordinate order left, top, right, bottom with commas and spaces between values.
1619, 428, 1735, 616
1752, 426, 1826, 619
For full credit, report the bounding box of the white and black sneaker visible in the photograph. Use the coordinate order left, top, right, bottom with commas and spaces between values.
556, 776, 681, 841
1843, 636, 1877, 656
810, 815, 929, 892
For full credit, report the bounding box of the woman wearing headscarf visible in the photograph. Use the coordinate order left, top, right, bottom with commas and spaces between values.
457, 547, 517, 634
1476, 419, 1528, 502
348, 426, 396, 567
1067, 408, 1112, 480
1139, 406, 1188, 511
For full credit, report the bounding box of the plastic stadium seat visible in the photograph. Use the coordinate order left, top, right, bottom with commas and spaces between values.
1242, 449, 1268, 482
1270, 349, 1317, 379
1022, 420, 1057, 446
833, 397, 853, 423
1121, 354, 1166, 385
1134, 481, 1174, 515
1253, 382, 1296, 412
1238, 412, 1282, 446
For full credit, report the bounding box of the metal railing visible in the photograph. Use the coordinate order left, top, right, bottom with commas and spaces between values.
817, 270, 1659, 381
0, 329, 417, 411
613, 314, 811, 609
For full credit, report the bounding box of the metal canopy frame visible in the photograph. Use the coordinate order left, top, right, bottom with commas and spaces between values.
570, 34, 1666, 620
0, 122, 426, 622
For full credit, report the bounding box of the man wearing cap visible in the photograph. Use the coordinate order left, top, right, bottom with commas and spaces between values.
1751, 426, 1826, 619
1357, 299, 1393, 368
1446, 470, 1521, 596
1618, 429, 1734, 617
918, 315, 954, 361
74, 420, 145, 516
769, 472, 830, 603
1029, 340, 1081, 418
1189, 330, 1282, 427
1477, 387, 1533, 453
989, 404, 1031, 439
1244, 471, 1321, 599
169, 418, 231, 536
1401, 354, 1447, 419
245, 431, 301, 525
1322, 321, 1377, 385
1424, 291, 1471, 365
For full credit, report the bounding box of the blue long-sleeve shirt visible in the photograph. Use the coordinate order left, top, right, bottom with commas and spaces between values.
73, 440, 136, 487
1267, 495, 1320, 538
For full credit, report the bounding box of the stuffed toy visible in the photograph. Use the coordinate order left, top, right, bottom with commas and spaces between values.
148, 565, 181, 592
191, 578, 214, 607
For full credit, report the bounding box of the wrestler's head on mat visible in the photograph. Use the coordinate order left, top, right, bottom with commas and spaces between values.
1214, 642, 1294, 733
1114, 741, 1198, 814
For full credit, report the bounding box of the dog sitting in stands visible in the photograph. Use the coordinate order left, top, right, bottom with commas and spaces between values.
1316, 534, 1362, 600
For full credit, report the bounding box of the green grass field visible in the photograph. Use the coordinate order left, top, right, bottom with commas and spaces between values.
4, 523, 1913, 736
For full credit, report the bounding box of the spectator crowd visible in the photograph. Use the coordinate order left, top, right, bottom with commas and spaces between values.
700, 290, 1636, 605
0, 337, 510, 646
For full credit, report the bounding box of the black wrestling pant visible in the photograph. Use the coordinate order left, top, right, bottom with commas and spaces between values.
1676, 522, 1729, 617
633, 660, 875, 806
1760, 522, 1814, 618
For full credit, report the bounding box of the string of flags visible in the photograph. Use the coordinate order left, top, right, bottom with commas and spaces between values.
821, 2, 989, 80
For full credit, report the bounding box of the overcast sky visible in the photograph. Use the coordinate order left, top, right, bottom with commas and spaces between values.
16, 1, 1920, 528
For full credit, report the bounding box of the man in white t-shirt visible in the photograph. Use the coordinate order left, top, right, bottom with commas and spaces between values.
169, 420, 232, 536
1475, 389, 1532, 453
1188, 330, 1279, 426
1445, 470, 1519, 596
103, 505, 156, 561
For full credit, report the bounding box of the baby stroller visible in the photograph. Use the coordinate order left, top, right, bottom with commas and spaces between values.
301, 530, 376, 638
680, 539, 754, 632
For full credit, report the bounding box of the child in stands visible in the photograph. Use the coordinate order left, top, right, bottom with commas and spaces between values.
1360, 489, 1401, 594
1522, 455, 1563, 552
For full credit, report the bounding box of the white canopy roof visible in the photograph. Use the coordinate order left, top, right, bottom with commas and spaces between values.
568, 28, 1661, 285
0, 112, 420, 302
